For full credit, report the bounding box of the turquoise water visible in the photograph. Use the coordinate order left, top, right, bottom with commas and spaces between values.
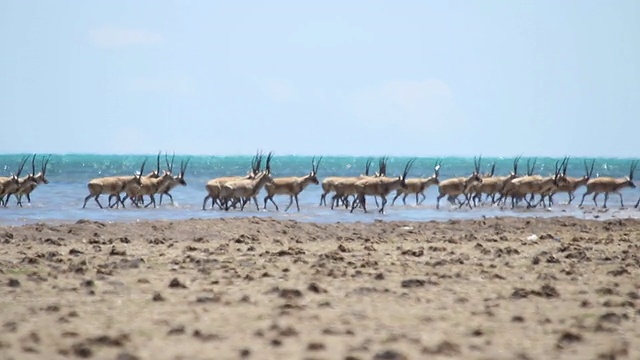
0, 154, 639, 225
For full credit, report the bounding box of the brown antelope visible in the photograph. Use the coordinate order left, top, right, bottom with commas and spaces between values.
435, 157, 483, 209
263, 156, 321, 212
122, 167, 177, 208
391, 160, 441, 205
319, 158, 374, 207
350, 158, 415, 214
82, 159, 147, 209
221, 152, 274, 211
579, 160, 638, 208
202, 152, 263, 210
463, 161, 497, 207
116, 152, 162, 207
471, 156, 521, 206
158, 154, 190, 206
11, 154, 51, 207
549, 159, 595, 205
0, 156, 29, 207
504, 158, 568, 208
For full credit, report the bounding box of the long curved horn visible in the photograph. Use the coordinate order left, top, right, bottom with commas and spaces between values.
156, 151, 161, 174
16, 156, 29, 177
364, 158, 373, 176
42, 155, 51, 175
630, 160, 638, 180
402, 158, 415, 180
181, 157, 191, 176
265, 152, 273, 173
31, 154, 36, 175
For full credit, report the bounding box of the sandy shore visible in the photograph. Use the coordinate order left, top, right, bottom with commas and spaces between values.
0, 216, 638, 360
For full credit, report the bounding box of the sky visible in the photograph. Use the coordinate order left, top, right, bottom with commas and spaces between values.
1, 1, 639, 157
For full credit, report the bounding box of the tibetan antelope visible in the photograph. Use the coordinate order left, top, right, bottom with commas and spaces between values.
221, 152, 274, 211
549, 159, 595, 205
579, 160, 638, 208
263, 156, 321, 212
391, 160, 441, 205
470, 156, 521, 206
504, 158, 568, 208
11, 154, 51, 207
435, 156, 483, 209
330, 157, 389, 209
122, 166, 179, 208
157, 153, 190, 206
0, 156, 29, 207
82, 159, 147, 209
115, 152, 162, 207
350, 158, 415, 214
202, 151, 264, 210
319, 157, 374, 207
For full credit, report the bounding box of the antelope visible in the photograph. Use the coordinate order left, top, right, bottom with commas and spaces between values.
435, 157, 483, 209
331, 157, 391, 210
463, 162, 497, 207
548, 159, 595, 205
122, 164, 181, 208
504, 158, 568, 208
10, 154, 51, 207
579, 160, 638, 208
471, 156, 521, 206
319, 158, 374, 207
115, 152, 162, 207
82, 159, 147, 209
157, 153, 190, 206
391, 160, 441, 205
350, 158, 415, 214
220, 152, 274, 211
263, 156, 321, 212
0, 156, 29, 207
202, 151, 263, 210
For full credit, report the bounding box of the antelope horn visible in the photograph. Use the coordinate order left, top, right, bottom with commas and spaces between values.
16, 156, 29, 177
156, 151, 161, 174
31, 154, 36, 175
313, 156, 322, 174
181, 157, 190, 176
365, 158, 373, 176
588, 159, 595, 178
42, 155, 51, 175
265, 152, 273, 173
165, 152, 172, 172
403, 158, 415, 179
138, 158, 147, 178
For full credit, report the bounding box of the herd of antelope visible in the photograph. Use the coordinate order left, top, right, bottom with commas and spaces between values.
1, 153, 639, 214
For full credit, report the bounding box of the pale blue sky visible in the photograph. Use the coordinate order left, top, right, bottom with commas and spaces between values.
1, 1, 638, 157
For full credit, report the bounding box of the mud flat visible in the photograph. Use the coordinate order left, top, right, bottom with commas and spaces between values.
0, 217, 638, 359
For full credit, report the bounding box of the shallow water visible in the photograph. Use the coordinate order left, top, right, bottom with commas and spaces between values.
1, 154, 638, 226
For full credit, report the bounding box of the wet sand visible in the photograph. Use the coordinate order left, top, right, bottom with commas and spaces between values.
0, 217, 638, 360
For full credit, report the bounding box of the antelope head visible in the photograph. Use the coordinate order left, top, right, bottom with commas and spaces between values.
376, 156, 389, 177
427, 159, 443, 186
248, 150, 265, 178
174, 157, 191, 186
33, 154, 51, 185
130, 159, 147, 187
464, 156, 483, 189
624, 160, 638, 188
552, 157, 571, 187
508, 155, 522, 179
306, 156, 322, 185
398, 158, 416, 189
